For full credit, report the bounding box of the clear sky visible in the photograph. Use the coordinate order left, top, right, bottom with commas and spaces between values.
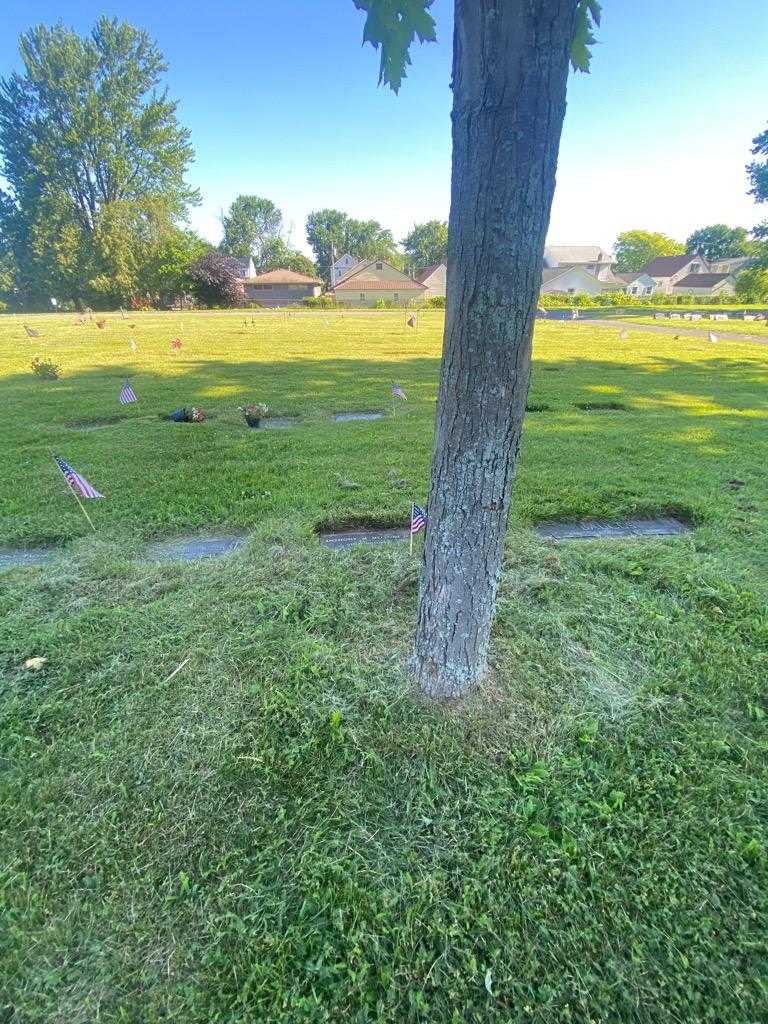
2, 0, 767, 256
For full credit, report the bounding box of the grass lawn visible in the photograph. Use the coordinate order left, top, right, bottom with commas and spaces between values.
1, 310, 767, 1022
621, 314, 768, 337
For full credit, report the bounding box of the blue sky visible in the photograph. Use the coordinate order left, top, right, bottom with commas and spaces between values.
2, 1, 767, 255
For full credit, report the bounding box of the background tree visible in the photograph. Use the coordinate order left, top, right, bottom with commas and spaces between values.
685, 225, 749, 263
0, 17, 198, 307
747, 125, 768, 202
220, 195, 283, 264
735, 267, 768, 302
305, 208, 399, 283
189, 252, 245, 307
354, 0, 601, 697
259, 237, 318, 277
402, 219, 448, 272
140, 227, 211, 306
614, 230, 685, 271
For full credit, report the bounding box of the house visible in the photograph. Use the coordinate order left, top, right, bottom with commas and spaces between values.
641, 254, 708, 294
709, 255, 755, 276
244, 268, 322, 306
544, 244, 615, 282
671, 273, 736, 297
331, 253, 360, 285
415, 262, 446, 299
331, 258, 426, 306
616, 271, 657, 297
540, 265, 605, 296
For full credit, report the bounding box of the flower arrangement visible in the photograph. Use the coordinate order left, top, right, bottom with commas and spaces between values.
165, 406, 205, 423
31, 356, 60, 380
241, 402, 269, 427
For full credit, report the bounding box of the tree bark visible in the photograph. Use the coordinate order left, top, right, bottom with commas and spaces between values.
412, 0, 577, 699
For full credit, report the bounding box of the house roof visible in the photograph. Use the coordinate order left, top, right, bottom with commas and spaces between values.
546, 245, 613, 265
616, 271, 652, 283
334, 277, 426, 291
541, 266, 598, 285
415, 262, 445, 283
642, 254, 703, 277
245, 268, 321, 285
332, 258, 425, 290
673, 273, 734, 289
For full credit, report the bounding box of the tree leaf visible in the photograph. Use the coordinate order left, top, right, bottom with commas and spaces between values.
571, 0, 602, 73
353, 0, 437, 93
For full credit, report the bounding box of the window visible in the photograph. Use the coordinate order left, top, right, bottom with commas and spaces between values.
376, 262, 383, 270
690, 263, 700, 274
393, 293, 399, 301
360, 293, 366, 301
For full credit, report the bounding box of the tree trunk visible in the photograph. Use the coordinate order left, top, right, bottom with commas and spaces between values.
412, 0, 577, 699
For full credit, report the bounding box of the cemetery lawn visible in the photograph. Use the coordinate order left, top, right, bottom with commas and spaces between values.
621, 313, 768, 337
1, 310, 767, 1023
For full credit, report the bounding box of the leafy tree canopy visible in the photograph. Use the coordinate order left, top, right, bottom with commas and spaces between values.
614, 230, 685, 272
735, 266, 768, 302
306, 208, 399, 283
402, 219, 447, 272
189, 251, 245, 307
259, 237, 318, 277
0, 17, 199, 233
220, 195, 283, 264
748, 125, 768, 203
353, 0, 601, 92
685, 224, 749, 263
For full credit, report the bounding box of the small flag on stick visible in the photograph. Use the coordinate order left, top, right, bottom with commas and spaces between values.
24, 324, 40, 337
171, 338, 182, 351
119, 380, 137, 404
406, 315, 417, 329
392, 383, 407, 401
709, 331, 718, 344
410, 502, 427, 555
53, 454, 103, 532
619, 329, 629, 341
129, 339, 138, 354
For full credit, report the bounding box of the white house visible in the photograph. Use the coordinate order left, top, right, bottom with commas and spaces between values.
544, 244, 615, 282
331, 253, 360, 286
617, 271, 657, 297
671, 273, 736, 297
415, 262, 446, 299
540, 265, 604, 296
642, 254, 708, 295
331, 258, 426, 306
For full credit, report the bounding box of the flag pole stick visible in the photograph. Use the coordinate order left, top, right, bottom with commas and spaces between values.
50, 452, 97, 532
410, 503, 414, 557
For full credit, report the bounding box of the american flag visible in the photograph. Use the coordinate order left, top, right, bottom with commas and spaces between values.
411, 503, 427, 534
392, 383, 407, 401
119, 380, 137, 404
54, 456, 104, 499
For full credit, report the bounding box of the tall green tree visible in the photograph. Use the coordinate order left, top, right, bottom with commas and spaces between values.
685, 225, 749, 263
402, 219, 448, 272
220, 195, 283, 264
0, 17, 199, 306
614, 230, 685, 271
747, 125, 768, 202
305, 208, 399, 283
354, 0, 601, 698
259, 237, 318, 277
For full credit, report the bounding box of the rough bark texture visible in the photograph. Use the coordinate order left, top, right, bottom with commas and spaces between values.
412, 0, 577, 699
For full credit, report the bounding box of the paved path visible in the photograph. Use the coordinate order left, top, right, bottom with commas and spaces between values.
593, 319, 768, 345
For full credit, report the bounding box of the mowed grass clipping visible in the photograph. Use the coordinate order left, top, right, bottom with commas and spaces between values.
1, 309, 768, 1023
